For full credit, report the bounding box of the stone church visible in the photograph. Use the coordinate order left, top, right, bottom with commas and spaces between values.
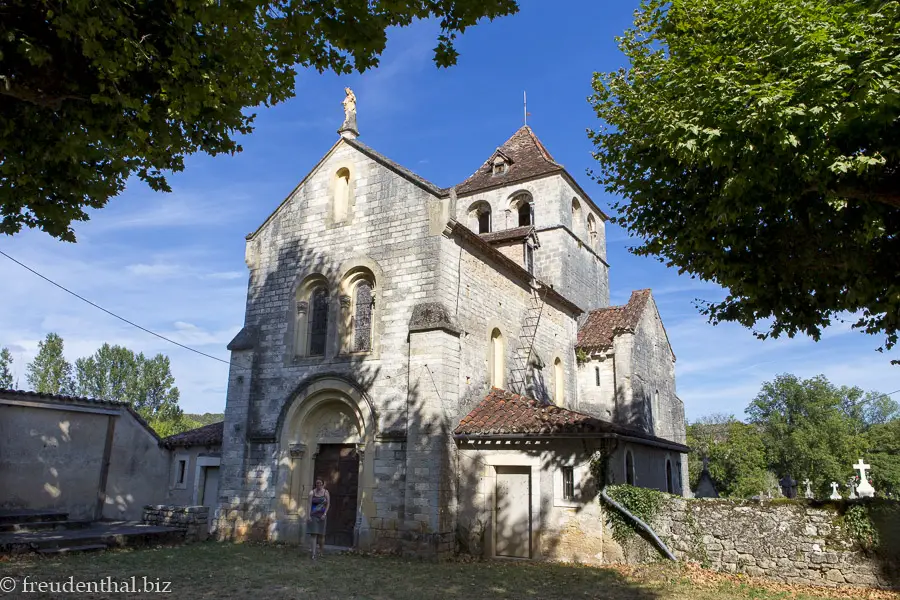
217, 91, 689, 561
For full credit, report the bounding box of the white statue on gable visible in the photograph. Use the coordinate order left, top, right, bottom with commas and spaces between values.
339, 87, 358, 138
829, 482, 841, 500
854, 459, 875, 498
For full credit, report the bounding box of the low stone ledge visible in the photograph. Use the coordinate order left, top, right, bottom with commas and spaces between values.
142, 505, 210, 543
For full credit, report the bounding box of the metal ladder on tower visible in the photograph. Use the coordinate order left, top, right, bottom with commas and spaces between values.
508, 287, 546, 396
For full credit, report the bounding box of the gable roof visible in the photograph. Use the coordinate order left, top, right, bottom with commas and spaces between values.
576, 289, 652, 352
454, 388, 688, 452
0, 388, 162, 443
247, 138, 446, 241
455, 126, 564, 197
162, 421, 224, 448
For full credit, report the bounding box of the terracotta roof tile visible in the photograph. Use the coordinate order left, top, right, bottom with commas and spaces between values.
455, 388, 689, 451
576, 289, 652, 352
162, 421, 224, 448
479, 225, 535, 244
455, 126, 563, 196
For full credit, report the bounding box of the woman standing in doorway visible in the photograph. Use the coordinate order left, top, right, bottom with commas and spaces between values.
308, 478, 330, 560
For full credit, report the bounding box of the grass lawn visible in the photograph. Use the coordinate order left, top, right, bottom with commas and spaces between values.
1, 543, 897, 600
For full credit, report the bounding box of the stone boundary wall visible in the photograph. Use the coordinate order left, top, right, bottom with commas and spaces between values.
143, 505, 209, 543
616, 498, 899, 590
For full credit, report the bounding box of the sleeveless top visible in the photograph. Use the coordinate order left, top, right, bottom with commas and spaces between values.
310, 491, 327, 519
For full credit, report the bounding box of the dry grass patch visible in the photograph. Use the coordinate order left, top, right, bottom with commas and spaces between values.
0, 543, 896, 600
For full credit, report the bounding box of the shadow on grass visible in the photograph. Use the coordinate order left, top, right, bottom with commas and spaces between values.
0, 543, 662, 600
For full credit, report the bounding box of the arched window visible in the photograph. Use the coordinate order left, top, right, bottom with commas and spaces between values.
307, 286, 329, 356
571, 198, 582, 236
468, 201, 492, 234
587, 214, 597, 250
510, 193, 533, 227
666, 459, 674, 494
625, 450, 635, 486
295, 276, 330, 357
490, 328, 505, 388
334, 168, 350, 222
553, 357, 564, 406
352, 280, 373, 352
340, 267, 376, 354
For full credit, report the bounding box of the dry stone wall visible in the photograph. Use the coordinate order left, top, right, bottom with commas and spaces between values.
142, 505, 209, 543
617, 498, 899, 590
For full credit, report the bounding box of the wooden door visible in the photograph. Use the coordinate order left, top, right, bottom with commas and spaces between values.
495, 467, 531, 558
313, 445, 359, 547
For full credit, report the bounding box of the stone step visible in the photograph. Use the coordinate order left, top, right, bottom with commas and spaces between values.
0, 520, 93, 533
38, 544, 108, 555
0, 510, 68, 525
0, 522, 185, 556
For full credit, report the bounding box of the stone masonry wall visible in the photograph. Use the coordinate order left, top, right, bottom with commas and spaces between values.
142, 505, 209, 543
618, 498, 899, 590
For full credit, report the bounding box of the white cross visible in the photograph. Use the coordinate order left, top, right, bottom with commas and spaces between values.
854, 458, 875, 497
854, 459, 871, 481
829, 482, 841, 500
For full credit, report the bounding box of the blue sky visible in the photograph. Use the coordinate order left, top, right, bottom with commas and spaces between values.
0, 1, 896, 419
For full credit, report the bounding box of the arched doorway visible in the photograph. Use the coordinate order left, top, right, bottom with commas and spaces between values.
275, 377, 375, 547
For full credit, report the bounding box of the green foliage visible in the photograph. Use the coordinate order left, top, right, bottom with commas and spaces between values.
604, 484, 666, 544
25, 333, 74, 395
0, 0, 518, 242
0, 347, 13, 389
589, 0, 900, 360
843, 504, 878, 551
866, 419, 900, 496
575, 348, 590, 365
747, 374, 868, 497
74, 343, 184, 434
687, 416, 771, 497
688, 374, 900, 498
185, 413, 225, 427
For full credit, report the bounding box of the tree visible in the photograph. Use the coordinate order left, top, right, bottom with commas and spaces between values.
1, 0, 518, 242
865, 419, 900, 496
588, 0, 900, 360
746, 374, 866, 495
74, 343, 138, 402
0, 348, 14, 389
687, 416, 770, 498
25, 333, 74, 395
74, 343, 193, 435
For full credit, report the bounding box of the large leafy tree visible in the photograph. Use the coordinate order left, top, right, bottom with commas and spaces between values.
74, 343, 193, 435
746, 374, 868, 495
687, 415, 771, 498
0, 347, 14, 389
25, 332, 74, 395
1, 0, 518, 241
589, 0, 900, 360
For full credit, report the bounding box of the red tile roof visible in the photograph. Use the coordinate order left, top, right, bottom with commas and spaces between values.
455, 388, 688, 451
576, 289, 652, 352
162, 421, 224, 448
455, 126, 564, 196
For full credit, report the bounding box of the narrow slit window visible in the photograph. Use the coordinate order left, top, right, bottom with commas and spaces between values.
525, 243, 534, 275
562, 466, 575, 501
595, 367, 600, 387
478, 210, 491, 234
177, 460, 187, 484
353, 281, 373, 352
625, 451, 635, 486
308, 287, 329, 356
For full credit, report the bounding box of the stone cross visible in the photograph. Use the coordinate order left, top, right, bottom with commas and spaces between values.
829, 482, 841, 500
848, 482, 858, 500
803, 479, 813, 499
854, 459, 875, 498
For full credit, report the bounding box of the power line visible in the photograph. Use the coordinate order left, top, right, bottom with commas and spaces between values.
0, 249, 230, 365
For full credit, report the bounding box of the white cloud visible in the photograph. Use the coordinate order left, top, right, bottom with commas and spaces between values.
127, 263, 182, 278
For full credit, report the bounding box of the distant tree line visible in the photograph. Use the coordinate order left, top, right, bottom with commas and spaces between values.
689, 374, 900, 498
0, 333, 204, 437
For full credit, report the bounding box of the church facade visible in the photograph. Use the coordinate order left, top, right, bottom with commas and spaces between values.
216, 98, 688, 561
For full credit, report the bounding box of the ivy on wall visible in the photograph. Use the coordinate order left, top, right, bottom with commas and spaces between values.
604, 484, 665, 544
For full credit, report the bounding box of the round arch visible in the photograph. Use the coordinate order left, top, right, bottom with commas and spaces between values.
273, 375, 377, 546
